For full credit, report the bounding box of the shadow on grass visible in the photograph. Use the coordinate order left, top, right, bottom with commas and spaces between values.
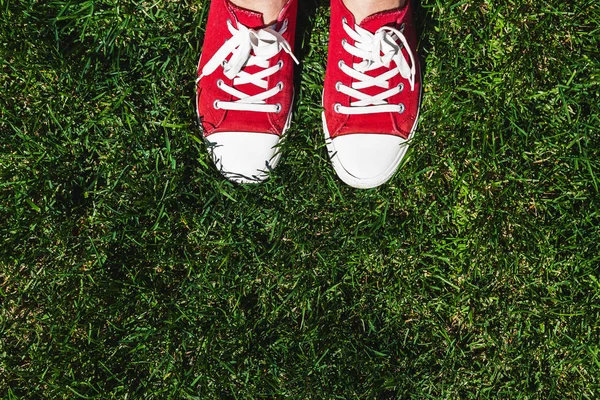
293, 0, 322, 93
414, 0, 434, 79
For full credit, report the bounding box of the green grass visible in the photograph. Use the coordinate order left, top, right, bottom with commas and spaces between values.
1, 0, 600, 398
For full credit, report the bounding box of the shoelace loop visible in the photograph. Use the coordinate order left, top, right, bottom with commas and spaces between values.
197, 19, 298, 113
335, 19, 417, 115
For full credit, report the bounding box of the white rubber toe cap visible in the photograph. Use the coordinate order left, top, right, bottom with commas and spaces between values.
328, 134, 409, 189
206, 132, 282, 183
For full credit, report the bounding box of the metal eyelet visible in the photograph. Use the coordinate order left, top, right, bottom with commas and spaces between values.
277, 82, 284, 90
213, 100, 220, 110
398, 83, 404, 92
278, 60, 284, 68
400, 23, 406, 31
341, 38, 347, 46
334, 103, 342, 113
342, 17, 347, 24
338, 60, 345, 69
217, 79, 224, 88
335, 82, 342, 91
275, 103, 282, 113
398, 103, 405, 114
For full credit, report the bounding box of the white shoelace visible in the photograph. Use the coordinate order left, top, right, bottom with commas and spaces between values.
335, 19, 417, 115
197, 19, 299, 113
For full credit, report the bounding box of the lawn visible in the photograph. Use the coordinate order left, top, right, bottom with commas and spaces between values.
1, 0, 599, 398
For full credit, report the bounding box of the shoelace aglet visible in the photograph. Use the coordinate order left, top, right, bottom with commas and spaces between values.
279, 40, 299, 65
289, 52, 300, 65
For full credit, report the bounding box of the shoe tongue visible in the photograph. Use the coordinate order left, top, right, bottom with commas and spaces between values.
359, 6, 407, 33
227, 1, 266, 29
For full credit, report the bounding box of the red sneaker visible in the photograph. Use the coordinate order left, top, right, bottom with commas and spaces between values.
196, 0, 298, 183
322, 0, 422, 189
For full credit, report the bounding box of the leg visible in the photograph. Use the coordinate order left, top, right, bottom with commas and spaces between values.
322, 0, 421, 188
196, 0, 299, 183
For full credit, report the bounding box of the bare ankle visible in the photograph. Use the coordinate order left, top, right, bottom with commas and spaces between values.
229, 0, 288, 25
343, 0, 406, 24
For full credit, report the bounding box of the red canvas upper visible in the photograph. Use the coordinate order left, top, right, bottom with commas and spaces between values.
196, 0, 297, 137
323, 0, 421, 139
